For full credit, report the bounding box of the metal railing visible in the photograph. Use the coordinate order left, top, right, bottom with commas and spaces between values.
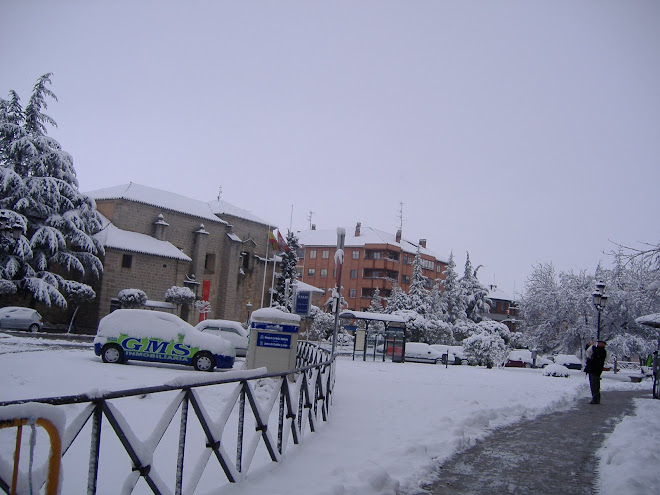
0, 341, 335, 494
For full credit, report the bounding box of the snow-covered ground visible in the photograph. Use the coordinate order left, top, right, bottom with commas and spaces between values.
0, 333, 657, 495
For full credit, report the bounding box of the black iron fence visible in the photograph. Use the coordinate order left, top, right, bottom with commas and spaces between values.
0, 341, 335, 494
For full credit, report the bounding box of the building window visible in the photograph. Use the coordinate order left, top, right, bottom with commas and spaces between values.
401, 275, 411, 284
352, 250, 359, 260
121, 254, 132, 268
309, 250, 317, 259
297, 249, 305, 259
403, 255, 413, 265
241, 252, 249, 271
349, 289, 357, 298
320, 269, 328, 278
350, 269, 358, 279
205, 253, 216, 273
322, 250, 330, 259
308, 268, 316, 277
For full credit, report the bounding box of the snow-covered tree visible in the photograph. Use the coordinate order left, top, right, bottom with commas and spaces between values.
368, 287, 385, 313
408, 247, 431, 315
0, 74, 103, 307
460, 253, 491, 323
463, 331, 507, 368
65, 281, 95, 333
308, 305, 335, 341
385, 285, 409, 313
273, 230, 300, 311
440, 252, 466, 324
165, 286, 196, 314
118, 288, 147, 308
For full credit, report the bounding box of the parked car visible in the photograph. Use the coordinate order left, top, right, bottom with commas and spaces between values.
94, 309, 235, 371
430, 345, 469, 365
504, 350, 552, 368
0, 306, 43, 333
553, 354, 582, 370
405, 343, 443, 364
195, 319, 249, 357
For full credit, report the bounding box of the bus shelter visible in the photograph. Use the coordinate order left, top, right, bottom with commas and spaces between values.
338, 310, 408, 363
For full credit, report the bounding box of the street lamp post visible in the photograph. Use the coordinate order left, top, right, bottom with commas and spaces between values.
246, 302, 253, 326
592, 281, 609, 341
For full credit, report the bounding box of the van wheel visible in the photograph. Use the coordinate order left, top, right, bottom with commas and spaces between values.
102, 344, 124, 364
193, 352, 215, 372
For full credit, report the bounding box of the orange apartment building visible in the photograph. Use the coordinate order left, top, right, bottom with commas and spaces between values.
296, 223, 449, 311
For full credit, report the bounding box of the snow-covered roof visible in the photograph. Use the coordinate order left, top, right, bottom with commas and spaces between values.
294, 281, 325, 294
339, 310, 407, 324
488, 285, 515, 302
87, 183, 228, 225
297, 226, 447, 262
207, 198, 272, 227
95, 214, 192, 261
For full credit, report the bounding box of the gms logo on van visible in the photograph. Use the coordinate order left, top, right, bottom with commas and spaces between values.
111, 333, 200, 363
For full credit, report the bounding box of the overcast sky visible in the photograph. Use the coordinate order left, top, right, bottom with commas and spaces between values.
2, 1, 659, 298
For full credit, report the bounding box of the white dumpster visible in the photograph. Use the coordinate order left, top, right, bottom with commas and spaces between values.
246, 308, 301, 374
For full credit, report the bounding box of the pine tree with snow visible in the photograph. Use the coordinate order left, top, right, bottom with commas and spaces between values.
273, 230, 300, 311
385, 284, 409, 313
460, 253, 491, 323
441, 252, 467, 324
408, 246, 431, 315
0, 74, 103, 307
368, 287, 385, 313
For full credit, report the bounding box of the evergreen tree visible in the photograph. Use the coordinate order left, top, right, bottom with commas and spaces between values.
0, 74, 103, 307
408, 247, 431, 315
385, 284, 409, 313
368, 287, 385, 313
273, 230, 300, 311
460, 253, 491, 323
441, 252, 467, 324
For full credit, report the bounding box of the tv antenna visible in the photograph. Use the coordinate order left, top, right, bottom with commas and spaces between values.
307, 210, 315, 229
397, 201, 404, 234
217, 186, 222, 201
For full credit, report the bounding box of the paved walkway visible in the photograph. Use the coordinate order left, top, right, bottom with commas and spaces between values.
423, 389, 648, 495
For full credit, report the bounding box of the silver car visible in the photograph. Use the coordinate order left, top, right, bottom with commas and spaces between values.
0, 306, 43, 332
195, 319, 249, 357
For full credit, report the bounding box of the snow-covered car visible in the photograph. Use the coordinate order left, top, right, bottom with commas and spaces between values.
405, 343, 443, 364
0, 306, 43, 333
553, 354, 582, 370
504, 350, 552, 368
430, 345, 469, 365
93, 309, 235, 371
195, 319, 249, 357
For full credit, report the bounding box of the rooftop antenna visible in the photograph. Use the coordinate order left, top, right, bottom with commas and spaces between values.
307, 210, 315, 229
217, 186, 222, 201
397, 201, 404, 234
290, 205, 294, 232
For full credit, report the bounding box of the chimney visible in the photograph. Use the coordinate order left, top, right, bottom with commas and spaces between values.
355, 222, 361, 237
419, 239, 427, 248
396, 229, 401, 243
153, 214, 169, 241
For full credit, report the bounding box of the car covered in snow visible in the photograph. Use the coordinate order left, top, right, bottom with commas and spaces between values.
552, 354, 582, 370
404, 342, 443, 364
93, 309, 235, 371
0, 306, 44, 333
504, 349, 552, 368
195, 319, 249, 357
430, 345, 469, 365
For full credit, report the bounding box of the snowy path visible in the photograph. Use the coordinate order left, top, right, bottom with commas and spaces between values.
423, 390, 647, 495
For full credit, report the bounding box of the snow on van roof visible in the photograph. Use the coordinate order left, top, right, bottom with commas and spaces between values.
95, 214, 191, 261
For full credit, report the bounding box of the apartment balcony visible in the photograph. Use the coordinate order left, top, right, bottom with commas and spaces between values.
361, 258, 399, 271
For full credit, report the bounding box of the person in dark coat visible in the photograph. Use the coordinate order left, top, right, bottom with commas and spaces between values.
584, 340, 607, 404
